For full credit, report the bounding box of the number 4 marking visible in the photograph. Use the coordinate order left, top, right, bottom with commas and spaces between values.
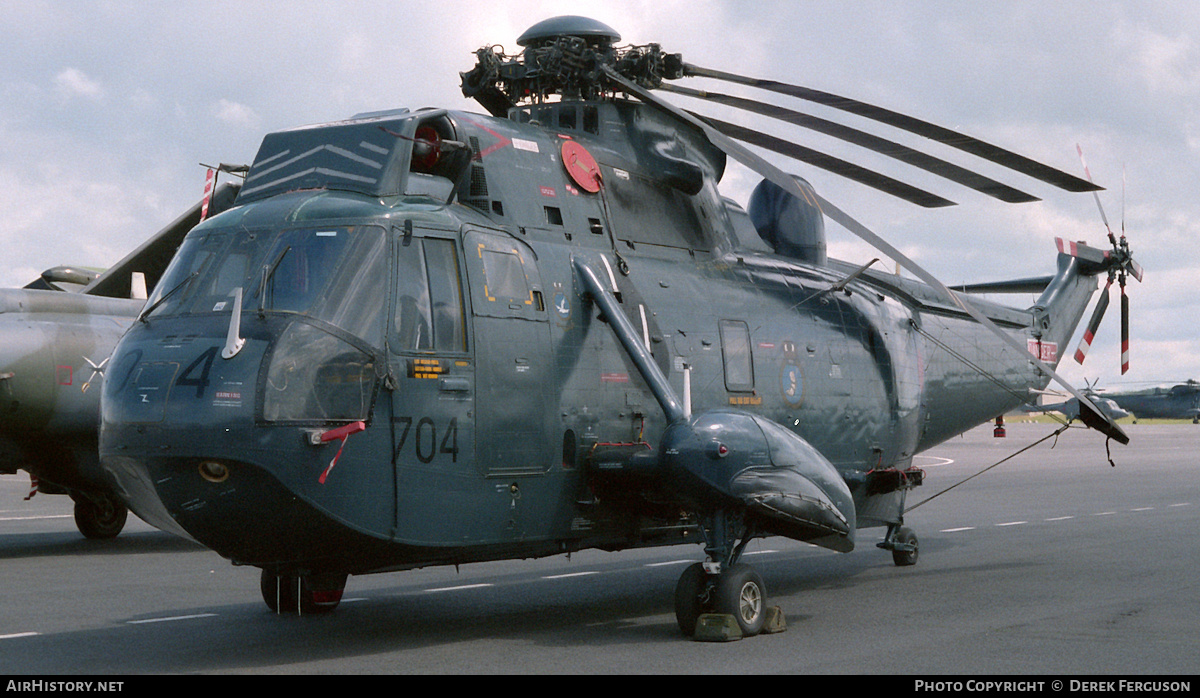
176, 346, 217, 398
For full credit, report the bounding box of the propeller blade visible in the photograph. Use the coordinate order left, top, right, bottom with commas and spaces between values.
603, 65, 1129, 445
681, 64, 1102, 194
1074, 278, 1111, 364
694, 113, 955, 208
662, 83, 1039, 204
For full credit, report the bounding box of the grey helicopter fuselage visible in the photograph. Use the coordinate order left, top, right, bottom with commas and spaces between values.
1106, 383, 1200, 422
98, 99, 1098, 578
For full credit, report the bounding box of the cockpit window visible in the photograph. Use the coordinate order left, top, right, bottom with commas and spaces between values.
142, 233, 230, 319
260, 230, 350, 313
143, 225, 388, 347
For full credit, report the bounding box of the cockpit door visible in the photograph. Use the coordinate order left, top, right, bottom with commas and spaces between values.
462, 229, 553, 476
388, 227, 475, 491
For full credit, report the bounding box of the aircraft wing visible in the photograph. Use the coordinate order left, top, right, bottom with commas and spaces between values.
82, 183, 239, 300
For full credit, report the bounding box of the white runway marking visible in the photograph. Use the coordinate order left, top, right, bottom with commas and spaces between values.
424, 583, 493, 593
0, 515, 72, 522
644, 559, 694, 568
543, 571, 599, 580
913, 455, 955, 467
127, 613, 217, 625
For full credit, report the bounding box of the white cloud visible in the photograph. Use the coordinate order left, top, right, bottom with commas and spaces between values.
53, 67, 104, 100
1116, 22, 1200, 96
213, 99, 260, 129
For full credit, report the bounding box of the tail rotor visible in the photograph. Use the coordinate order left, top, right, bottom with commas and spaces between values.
1072, 145, 1143, 375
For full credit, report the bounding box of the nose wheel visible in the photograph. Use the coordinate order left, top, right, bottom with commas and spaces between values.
72, 492, 128, 540
716, 564, 766, 635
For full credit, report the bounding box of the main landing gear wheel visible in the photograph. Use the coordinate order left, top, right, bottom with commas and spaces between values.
260, 570, 348, 614
72, 494, 128, 539
715, 564, 766, 637
674, 562, 768, 638
674, 562, 711, 636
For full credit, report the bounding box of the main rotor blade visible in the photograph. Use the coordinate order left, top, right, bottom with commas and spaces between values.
682, 64, 1102, 194
696, 114, 954, 208
604, 65, 1129, 446
662, 83, 1039, 204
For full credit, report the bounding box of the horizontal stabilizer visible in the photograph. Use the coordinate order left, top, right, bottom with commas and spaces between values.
952, 276, 1054, 294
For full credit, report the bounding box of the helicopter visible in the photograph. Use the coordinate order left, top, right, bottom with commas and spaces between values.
1022, 379, 1131, 425
97, 16, 1140, 637
0, 182, 238, 538
1101, 380, 1200, 423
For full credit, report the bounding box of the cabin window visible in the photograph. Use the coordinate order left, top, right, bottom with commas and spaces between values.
393, 236, 467, 353
480, 249, 530, 304
719, 319, 754, 392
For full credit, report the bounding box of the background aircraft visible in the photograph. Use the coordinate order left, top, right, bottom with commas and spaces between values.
1023, 382, 1131, 424
0, 183, 238, 537
1101, 380, 1200, 423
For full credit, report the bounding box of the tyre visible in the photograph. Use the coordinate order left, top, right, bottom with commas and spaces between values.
73, 496, 128, 539
715, 564, 766, 637
261, 570, 347, 614
892, 526, 919, 567
674, 562, 710, 636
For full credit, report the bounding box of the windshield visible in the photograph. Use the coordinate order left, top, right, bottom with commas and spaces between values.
144, 225, 388, 346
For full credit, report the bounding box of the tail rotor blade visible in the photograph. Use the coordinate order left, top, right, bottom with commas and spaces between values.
1121, 285, 1130, 375
1076, 144, 1119, 248
1074, 279, 1111, 364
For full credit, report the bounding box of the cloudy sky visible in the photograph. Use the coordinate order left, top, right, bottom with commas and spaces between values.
2, 1, 1197, 391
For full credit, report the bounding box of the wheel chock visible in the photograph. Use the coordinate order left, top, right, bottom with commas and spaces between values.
762, 606, 787, 634
693, 613, 742, 642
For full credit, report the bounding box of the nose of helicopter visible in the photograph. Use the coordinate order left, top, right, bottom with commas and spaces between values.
99, 314, 395, 568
